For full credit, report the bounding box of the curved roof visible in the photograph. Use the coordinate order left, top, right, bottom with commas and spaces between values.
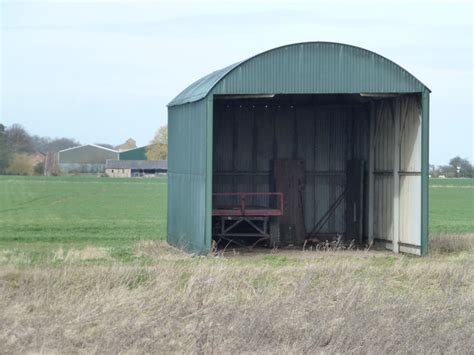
169, 42, 429, 107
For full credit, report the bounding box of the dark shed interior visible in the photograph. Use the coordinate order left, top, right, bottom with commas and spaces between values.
212, 94, 374, 247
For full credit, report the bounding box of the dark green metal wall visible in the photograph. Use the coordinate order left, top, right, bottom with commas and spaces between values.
119, 146, 148, 160
167, 99, 212, 253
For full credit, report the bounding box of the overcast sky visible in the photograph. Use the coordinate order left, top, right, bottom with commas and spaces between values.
1, 0, 472, 165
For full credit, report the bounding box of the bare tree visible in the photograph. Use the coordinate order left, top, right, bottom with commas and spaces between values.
449, 156, 473, 178
6, 124, 34, 154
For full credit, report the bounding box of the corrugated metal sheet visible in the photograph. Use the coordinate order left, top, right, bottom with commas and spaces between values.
169, 62, 242, 106
399, 96, 422, 248
167, 100, 209, 253
400, 175, 421, 248
371, 96, 422, 249
400, 97, 422, 172
372, 100, 394, 242
169, 42, 429, 106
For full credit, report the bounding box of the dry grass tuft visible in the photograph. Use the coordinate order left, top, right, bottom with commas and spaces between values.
133, 240, 186, 260
429, 234, 474, 254
53, 246, 111, 262
1, 240, 473, 354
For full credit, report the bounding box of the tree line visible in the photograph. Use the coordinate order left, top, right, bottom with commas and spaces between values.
430, 157, 473, 178
0, 122, 168, 176
0, 123, 80, 175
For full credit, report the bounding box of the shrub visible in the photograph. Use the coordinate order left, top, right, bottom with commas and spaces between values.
6, 153, 34, 175
34, 161, 45, 175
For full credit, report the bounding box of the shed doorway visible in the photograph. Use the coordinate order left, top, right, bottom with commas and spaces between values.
211, 93, 422, 253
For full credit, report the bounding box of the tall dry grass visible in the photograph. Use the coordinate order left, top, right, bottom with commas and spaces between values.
0, 238, 473, 354
429, 233, 474, 254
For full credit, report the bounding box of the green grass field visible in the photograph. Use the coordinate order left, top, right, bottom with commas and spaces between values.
0, 176, 472, 353
0, 176, 167, 263
429, 178, 474, 234
0, 176, 472, 263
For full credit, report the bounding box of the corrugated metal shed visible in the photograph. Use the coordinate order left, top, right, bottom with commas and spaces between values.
167, 41, 430, 255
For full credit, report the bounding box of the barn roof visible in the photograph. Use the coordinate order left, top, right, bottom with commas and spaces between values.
168, 42, 430, 107
58, 144, 118, 154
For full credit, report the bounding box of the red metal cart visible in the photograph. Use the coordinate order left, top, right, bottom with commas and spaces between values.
212, 192, 284, 248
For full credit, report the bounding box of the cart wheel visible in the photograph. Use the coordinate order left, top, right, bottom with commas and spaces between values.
269, 217, 280, 248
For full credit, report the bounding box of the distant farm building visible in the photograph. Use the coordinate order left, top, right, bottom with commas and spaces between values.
58, 144, 118, 173
105, 160, 167, 178
119, 145, 149, 160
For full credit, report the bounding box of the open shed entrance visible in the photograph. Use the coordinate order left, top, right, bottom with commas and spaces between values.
211, 93, 422, 252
